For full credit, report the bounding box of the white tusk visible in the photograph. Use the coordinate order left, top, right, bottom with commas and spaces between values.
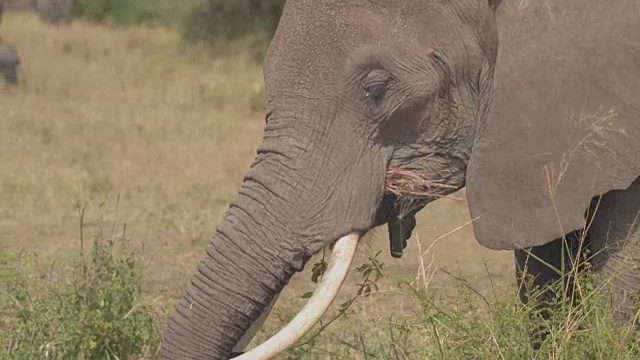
232, 233, 360, 360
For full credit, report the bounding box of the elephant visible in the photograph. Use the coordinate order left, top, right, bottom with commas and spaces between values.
33, 0, 73, 25
0, 43, 20, 85
161, 1, 640, 359
0, 3, 21, 85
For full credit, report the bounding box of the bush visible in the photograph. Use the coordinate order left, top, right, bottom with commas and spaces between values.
391, 273, 640, 358
1, 223, 162, 359
290, 255, 640, 358
33, 0, 74, 25
182, 0, 285, 43
28, 0, 189, 26
74, 0, 161, 25
28, 1, 286, 58
2, 0, 34, 12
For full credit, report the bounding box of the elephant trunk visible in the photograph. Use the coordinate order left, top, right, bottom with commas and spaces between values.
160, 176, 361, 359
235, 233, 359, 359
161, 200, 299, 358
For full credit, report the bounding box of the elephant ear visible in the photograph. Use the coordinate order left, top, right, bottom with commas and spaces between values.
466, 1, 640, 250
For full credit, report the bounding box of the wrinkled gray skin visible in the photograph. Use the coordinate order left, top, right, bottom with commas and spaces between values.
162, 1, 640, 358
0, 43, 20, 84
33, 0, 73, 25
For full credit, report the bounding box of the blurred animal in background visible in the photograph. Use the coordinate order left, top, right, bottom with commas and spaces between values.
0, 43, 20, 84
0, 0, 21, 85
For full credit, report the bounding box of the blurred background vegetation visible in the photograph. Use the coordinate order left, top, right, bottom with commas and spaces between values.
3, 0, 286, 60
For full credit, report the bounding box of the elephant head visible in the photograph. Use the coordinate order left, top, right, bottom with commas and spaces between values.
161, 0, 640, 358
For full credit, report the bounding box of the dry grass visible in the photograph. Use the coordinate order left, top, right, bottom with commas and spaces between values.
385, 168, 458, 200
1, 12, 267, 297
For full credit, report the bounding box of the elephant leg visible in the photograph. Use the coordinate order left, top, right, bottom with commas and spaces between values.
588, 176, 640, 330
514, 229, 591, 350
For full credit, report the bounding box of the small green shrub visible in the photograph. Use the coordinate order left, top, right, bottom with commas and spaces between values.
353, 272, 640, 359
33, 0, 75, 24
1, 223, 162, 359
74, 0, 160, 25
182, 0, 285, 43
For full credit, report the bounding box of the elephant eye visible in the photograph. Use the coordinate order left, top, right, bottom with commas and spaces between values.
361, 69, 391, 105
364, 82, 387, 102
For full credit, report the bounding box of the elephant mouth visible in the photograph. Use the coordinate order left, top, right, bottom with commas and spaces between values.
385, 168, 459, 215
232, 169, 454, 359
385, 168, 459, 201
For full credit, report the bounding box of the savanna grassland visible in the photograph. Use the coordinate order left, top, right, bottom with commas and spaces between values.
2, 8, 638, 360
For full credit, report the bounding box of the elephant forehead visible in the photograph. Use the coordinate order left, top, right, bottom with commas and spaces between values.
264, 0, 461, 93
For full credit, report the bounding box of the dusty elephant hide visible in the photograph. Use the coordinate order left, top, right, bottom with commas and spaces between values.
467, 0, 640, 250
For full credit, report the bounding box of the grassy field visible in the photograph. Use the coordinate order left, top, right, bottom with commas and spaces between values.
2, 12, 637, 360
